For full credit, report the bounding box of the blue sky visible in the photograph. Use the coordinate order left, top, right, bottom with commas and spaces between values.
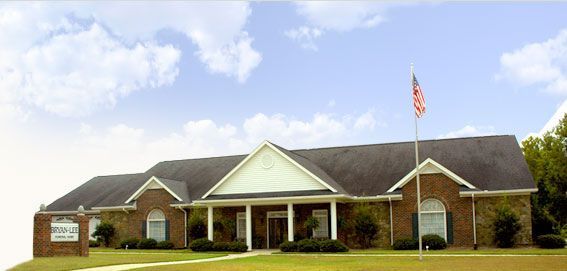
1, 2, 566, 268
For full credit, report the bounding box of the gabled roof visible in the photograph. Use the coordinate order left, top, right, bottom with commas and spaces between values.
46, 135, 536, 211
125, 176, 190, 203
201, 141, 341, 198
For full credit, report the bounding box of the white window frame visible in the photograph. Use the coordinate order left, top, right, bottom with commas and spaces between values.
312, 209, 329, 238
420, 199, 447, 241
147, 209, 166, 242
236, 212, 247, 240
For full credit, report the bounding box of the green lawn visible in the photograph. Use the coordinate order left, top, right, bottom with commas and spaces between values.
132, 254, 567, 271
9, 251, 225, 271
347, 247, 567, 255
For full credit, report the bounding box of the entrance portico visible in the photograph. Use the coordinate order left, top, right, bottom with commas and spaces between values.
197, 196, 341, 250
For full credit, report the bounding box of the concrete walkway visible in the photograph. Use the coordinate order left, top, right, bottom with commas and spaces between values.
73, 251, 269, 271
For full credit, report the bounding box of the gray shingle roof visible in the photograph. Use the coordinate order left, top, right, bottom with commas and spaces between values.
46, 135, 535, 211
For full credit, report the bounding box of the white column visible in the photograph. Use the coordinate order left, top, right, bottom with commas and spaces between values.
246, 204, 252, 251
207, 206, 213, 241
287, 203, 294, 242
330, 200, 337, 240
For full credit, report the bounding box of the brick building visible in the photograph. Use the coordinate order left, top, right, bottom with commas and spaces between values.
42, 135, 536, 250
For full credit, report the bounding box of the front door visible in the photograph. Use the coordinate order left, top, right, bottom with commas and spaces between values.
268, 218, 288, 249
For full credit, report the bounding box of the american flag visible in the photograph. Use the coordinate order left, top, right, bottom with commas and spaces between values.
412, 73, 426, 118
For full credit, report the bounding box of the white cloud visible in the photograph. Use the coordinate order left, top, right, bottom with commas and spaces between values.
284, 26, 323, 51
354, 110, 378, 130
437, 125, 496, 139
327, 99, 336, 107
0, 2, 261, 118
539, 100, 567, 136
497, 29, 567, 138
294, 2, 388, 32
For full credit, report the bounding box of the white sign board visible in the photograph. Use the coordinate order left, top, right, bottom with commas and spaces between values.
51, 222, 79, 242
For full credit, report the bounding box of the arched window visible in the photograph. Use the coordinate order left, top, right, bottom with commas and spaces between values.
420, 199, 446, 240
147, 209, 166, 242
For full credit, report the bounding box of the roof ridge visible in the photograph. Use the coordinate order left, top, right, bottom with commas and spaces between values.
291, 135, 514, 152
94, 172, 144, 178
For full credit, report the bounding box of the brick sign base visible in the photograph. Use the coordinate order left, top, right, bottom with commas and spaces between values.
33, 212, 89, 257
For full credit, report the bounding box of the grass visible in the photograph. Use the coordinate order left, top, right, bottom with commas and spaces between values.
9, 251, 225, 271
347, 247, 567, 255
132, 254, 567, 271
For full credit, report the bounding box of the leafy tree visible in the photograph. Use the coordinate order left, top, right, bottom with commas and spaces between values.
522, 113, 567, 238
304, 216, 320, 238
493, 200, 521, 248
188, 209, 206, 240
353, 204, 378, 248
92, 222, 115, 247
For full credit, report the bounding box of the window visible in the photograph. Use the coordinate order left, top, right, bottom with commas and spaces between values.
312, 210, 329, 238
236, 212, 246, 240
420, 199, 446, 240
147, 209, 166, 242
89, 216, 101, 241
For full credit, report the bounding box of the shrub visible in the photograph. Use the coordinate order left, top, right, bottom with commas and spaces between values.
537, 234, 566, 249
229, 241, 248, 252
304, 216, 320, 238
212, 242, 231, 251
156, 240, 175, 249
188, 210, 207, 240
252, 235, 264, 249
92, 222, 115, 247
279, 241, 299, 252
319, 239, 349, 252
353, 204, 378, 248
189, 238, 213, 252
294, 233, 306, 241
493, 202, 522, 248
422, 234, 447, 250
138, 238, 157, 249
297, 239, 320, 252
393, 238, 418, 250
120, 238, 140, 249
89, 240, 100, 247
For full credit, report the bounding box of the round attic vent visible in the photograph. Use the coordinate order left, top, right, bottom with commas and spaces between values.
261, 154, 274, 168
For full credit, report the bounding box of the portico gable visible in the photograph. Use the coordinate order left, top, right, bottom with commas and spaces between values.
202, 141, 338, 198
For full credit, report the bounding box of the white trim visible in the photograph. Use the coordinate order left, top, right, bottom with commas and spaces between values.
91, 203, 136, 212
266, 211, 289, 249
125, 176, 183, 204
202, 141, 337, 198
312, 209, 329, 238
351, 195, 403, 202
460, 188, 537, 197
236, 212, 246, 240
146, 209, 166, 242
387, 158, 477, 193
40, 210, 100, 215
194, 194, 348, 207
420, 198, 447, 241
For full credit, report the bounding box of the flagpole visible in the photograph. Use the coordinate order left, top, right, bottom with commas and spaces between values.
411, 63, 423, 261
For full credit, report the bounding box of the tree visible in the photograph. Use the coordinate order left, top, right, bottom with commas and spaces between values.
493, 200, 521, 248
92, 222, 115, 247
188, 209, 207, 240
353, 204, 378, 248
304, 216, 320, 238
522, 113, 567, 238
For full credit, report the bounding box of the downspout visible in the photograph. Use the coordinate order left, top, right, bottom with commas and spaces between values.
178, 207, 188, 248
389, 197, 393, 246
472, 193, 477, 250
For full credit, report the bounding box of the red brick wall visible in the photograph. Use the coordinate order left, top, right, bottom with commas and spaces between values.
391, 173, 474, 247
33, 213, 89, 257
101, 189, 187, 248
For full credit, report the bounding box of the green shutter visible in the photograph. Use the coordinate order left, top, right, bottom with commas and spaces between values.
165, 220, 170, 241
412, 213, 418, 240
446, 212, 453, 244
141, 221, 146, 239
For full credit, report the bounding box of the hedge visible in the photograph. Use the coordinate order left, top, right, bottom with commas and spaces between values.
156, 240, 175, 249
138, 238, 157, 249
393, 238, 418, 250
422, 234, 447, 250
189, 238, 248, 252
120, 238, 140, 249
536, 234, 566, 249
319, 239, 349, 252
